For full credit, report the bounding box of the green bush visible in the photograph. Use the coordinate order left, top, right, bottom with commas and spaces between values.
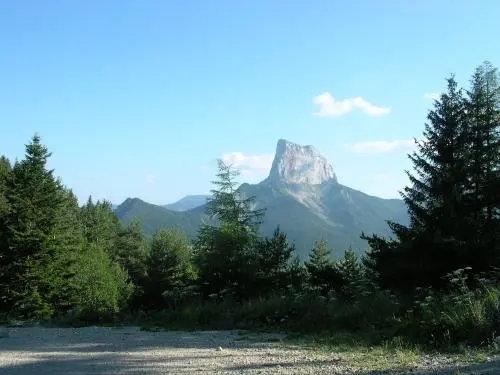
72, 244, 133, 317
402, 269, 500, 348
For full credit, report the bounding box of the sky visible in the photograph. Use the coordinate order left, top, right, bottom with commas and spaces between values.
1, 1, 499, 206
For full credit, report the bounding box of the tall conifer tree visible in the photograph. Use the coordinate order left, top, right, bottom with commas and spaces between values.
194, 159, 265, 300
363, 76, 471, 290
1, 135, 65, 317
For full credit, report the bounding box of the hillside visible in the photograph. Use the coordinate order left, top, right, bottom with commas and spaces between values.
237, 179, 407, 258
114, 197, 206, 239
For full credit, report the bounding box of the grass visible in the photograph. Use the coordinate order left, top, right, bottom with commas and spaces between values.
280, 331, 421, 372
278, 331, 497, 373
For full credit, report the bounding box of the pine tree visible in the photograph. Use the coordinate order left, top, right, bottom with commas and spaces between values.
194, 221, 252, 300
362, 76, 471, 291
1, 134, 66, 318
206, 159, 265, 232
305, 239, 337, 295
144, 228, 196, 309
254, 226, 295, 295
80, 197, 121, 254
44, 188, 86, 314
402, 76, 469, 237
257, 226, 294, 275
305, 239, 333, 273
194, 159, 265, 301
76, 196, 134, 316
334, 247, 363, 301
114, 219, 148, 288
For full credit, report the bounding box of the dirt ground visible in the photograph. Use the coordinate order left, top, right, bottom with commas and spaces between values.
0, 326, 498, 374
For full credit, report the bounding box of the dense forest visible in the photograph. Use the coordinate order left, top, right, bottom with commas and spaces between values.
0, 61, 498, 348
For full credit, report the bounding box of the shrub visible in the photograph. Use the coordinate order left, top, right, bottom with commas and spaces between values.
72, 244, 132, 317
403, 269, 500, 347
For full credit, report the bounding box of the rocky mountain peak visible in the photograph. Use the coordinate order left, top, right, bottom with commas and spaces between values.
267, 139, 337, 185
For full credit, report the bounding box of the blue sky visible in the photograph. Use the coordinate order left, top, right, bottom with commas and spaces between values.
1, 1, 499, 205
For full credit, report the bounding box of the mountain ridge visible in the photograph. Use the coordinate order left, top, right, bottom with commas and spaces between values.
114, 139, 409, 259
164, 195, 211, 211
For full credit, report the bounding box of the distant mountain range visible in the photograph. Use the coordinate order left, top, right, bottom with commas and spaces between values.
164, 195, 211, 211
114, 197, 207, 238
114, 139, 409, 259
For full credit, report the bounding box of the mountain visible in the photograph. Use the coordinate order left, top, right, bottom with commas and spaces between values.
237, 180, 406, 258
115, 197, 208, 238
114, 139, 409, 259
235, 139, 408, 257
268, 139, 337, 185
164, 195, 211, 211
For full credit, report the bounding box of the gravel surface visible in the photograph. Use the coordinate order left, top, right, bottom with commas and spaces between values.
0, 326, 499, 374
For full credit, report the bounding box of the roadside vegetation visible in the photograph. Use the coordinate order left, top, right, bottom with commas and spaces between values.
0, 61, 499, 369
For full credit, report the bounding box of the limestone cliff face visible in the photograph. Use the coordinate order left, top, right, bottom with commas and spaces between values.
267, 139, 337, 185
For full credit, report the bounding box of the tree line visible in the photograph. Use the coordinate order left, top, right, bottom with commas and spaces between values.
0, 61, 498, 347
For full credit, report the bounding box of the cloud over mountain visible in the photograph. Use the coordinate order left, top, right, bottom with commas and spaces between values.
221, 152, 274, 176
313, 92, 391, 117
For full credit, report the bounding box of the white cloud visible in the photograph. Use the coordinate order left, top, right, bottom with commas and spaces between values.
221, 152, 274, 175
347, 139, 416, 154
424, 92, 441, 100
312, 92, 391, 117
145, 173, 156, 184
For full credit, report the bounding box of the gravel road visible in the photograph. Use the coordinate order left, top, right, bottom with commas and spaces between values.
0, 326, 499, 374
